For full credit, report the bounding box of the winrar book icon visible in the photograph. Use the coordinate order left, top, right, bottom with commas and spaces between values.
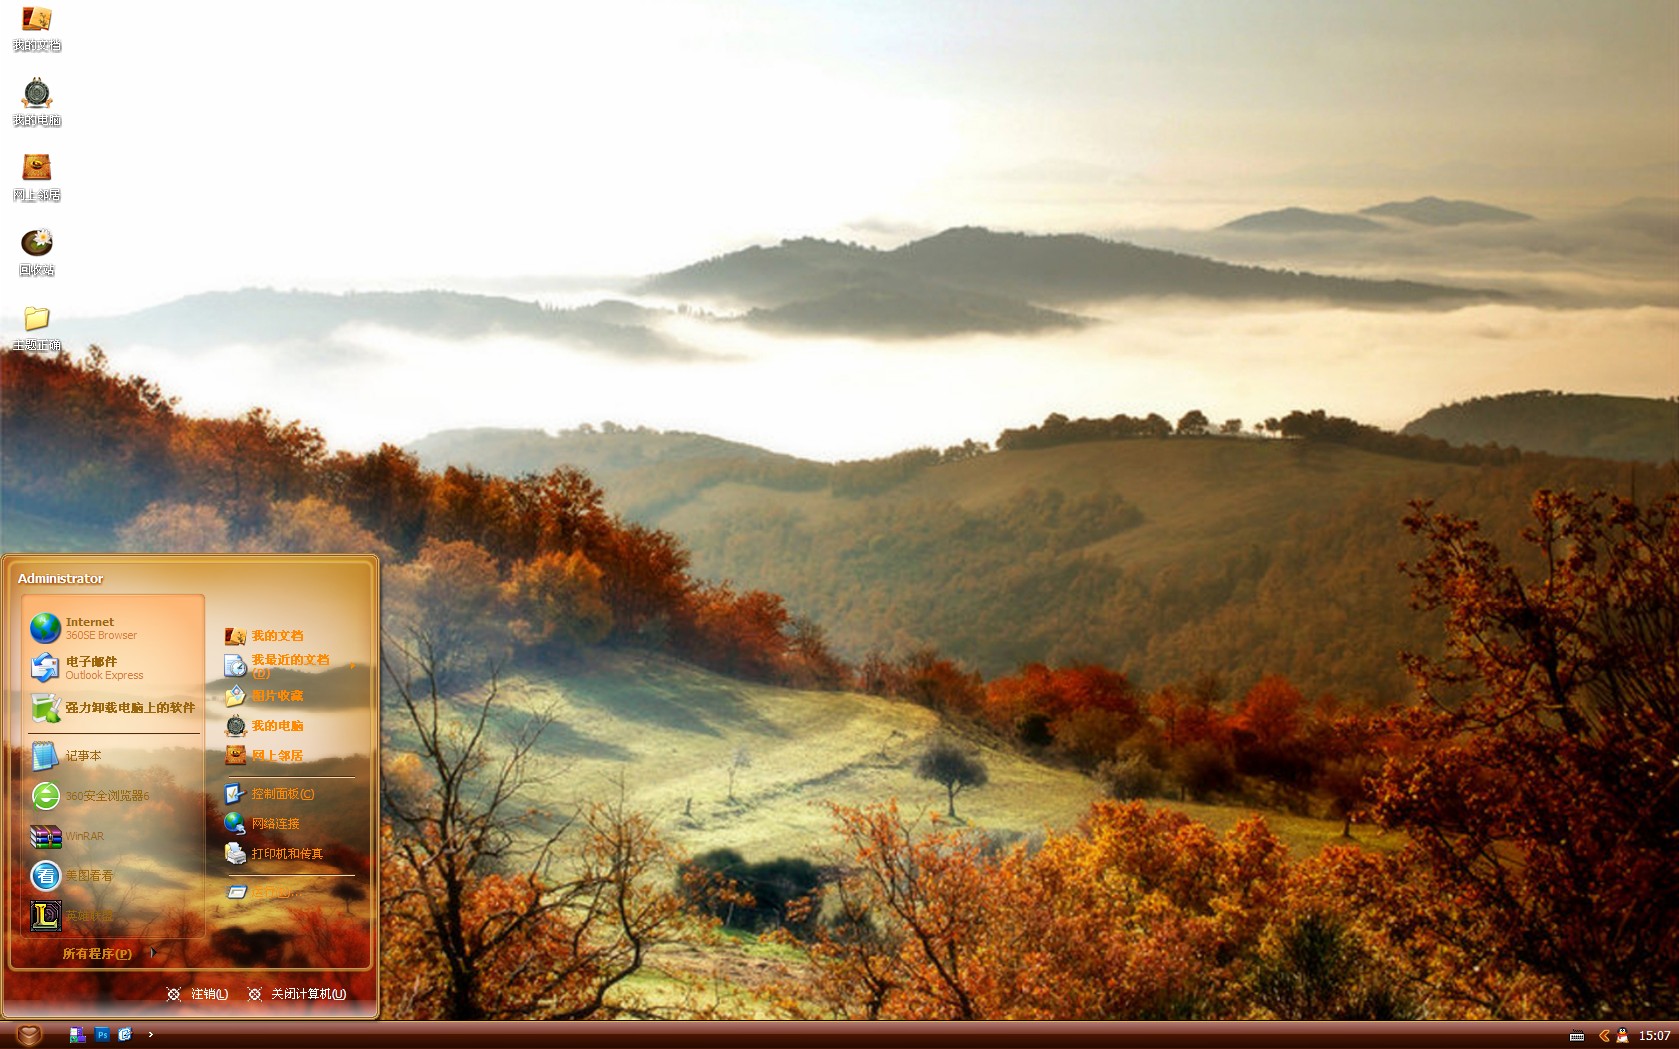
29, 824, 62, 848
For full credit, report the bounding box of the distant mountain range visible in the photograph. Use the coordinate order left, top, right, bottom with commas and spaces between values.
1221, 208, 1388, 234
61, 224, 1512, 353
1360, 196, 1534, 226
1403, 391, 1677, 464
1222, 196, 1534, 234
58, 288, 696, 359
643, 226, 1503, 333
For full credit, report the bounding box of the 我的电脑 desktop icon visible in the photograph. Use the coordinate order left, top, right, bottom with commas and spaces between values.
21, 76, 50, 106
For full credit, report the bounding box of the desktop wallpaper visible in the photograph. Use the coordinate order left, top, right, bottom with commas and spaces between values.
1, 0, 1675, 1024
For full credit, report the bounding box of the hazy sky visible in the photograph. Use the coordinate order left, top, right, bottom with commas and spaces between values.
7, 2, 1676, 461
18, 0, 1678, 313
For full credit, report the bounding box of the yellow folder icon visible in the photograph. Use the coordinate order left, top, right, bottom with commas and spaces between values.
225, 685, 246, 708
24, 306, 48, 330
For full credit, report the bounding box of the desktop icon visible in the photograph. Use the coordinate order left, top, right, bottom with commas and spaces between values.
22, 7, 51, 31
224, 782, 245, 804
29, 610, 60, 642
21, 76, 50, 106
93, 1027, 111, 1044
29, 651, 58, 681
224, 841, 247, 865
1618, 1031, 1630, 1045
29, 898, 61, 932
226, 885, 248, 900
30, 781, 59, 810
224, 653, 248, 677
225, 627, 246, 645
22, 153, 49, 179
225, 684, 246, 707
24, 305, 48, 329
224, 744, 247, 765
224, 812, 246, 835
31, 740, 58, 772
226, 715, 247, 738
29, 824, 62, 848
117, 1029, 133, 1044
31, 692, 61, 723
28, 859, 61, 892
67, 1026, 85, 1045
21, 228, 51, 256
15, 1023, 43, 1048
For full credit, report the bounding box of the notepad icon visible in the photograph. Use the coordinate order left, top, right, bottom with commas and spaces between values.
31, 740, 58, 771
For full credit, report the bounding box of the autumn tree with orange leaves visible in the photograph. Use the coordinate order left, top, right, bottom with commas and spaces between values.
1374, 489, 1679, 1017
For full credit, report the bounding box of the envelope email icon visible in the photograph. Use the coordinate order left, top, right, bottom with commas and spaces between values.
24, 306, 48, 330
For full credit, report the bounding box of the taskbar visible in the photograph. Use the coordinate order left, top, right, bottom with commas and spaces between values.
4, 1020, 1670, 1048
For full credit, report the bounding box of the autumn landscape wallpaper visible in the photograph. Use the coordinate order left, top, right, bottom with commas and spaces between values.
2, 0, 1676, 1024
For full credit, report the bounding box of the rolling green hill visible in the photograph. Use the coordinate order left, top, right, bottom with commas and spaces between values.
386, 649, 1367, 865
1403, 391, 1679, 464
403, 424, 1669, 701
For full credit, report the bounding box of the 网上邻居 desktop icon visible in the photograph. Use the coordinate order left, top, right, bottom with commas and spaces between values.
29, 610, 60, 641
22, 153, 49, 179
225, 744, 247, 765
30, 651, 58, 681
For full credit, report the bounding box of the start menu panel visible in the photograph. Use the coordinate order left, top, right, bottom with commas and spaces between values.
1, 555, 378, 1019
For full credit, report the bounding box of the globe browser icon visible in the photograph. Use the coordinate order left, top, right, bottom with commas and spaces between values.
30, 612, 61, 644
